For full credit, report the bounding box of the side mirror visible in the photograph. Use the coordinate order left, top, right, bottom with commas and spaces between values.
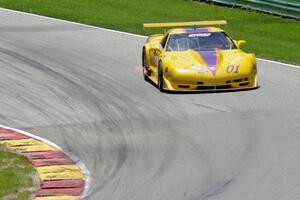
236, 40, 246, 49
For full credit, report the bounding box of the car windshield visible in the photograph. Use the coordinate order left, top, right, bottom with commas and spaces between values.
166, 32, 236, 52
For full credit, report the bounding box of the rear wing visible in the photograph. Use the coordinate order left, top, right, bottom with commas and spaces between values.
143, 20, 227, 28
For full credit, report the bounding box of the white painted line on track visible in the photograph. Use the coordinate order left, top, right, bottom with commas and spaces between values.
0, 124, 92, 199
0, 7, 145, 39
257, 58, 300, 69
0, 7, 299, 69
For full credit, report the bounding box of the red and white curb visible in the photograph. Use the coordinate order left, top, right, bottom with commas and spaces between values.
0, 125, 90, 200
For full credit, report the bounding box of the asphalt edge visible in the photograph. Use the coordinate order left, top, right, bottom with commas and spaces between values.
0, 7, 299, 68
0, 124, 91, 199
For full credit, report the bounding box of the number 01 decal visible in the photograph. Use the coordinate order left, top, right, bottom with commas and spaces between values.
226, 65, 240, 74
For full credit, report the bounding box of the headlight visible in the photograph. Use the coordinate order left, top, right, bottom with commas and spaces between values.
177, 68, 190, 73
192, 66, 209, 74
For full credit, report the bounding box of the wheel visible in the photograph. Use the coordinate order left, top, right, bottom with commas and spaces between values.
142, 48, 150, 81
158, 61, 164, 92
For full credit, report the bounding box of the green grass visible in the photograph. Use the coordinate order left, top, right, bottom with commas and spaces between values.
0, 0, 299, 64
0, 145, 37, 200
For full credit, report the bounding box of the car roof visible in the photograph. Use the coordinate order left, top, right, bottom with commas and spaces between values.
167, 27, 224, 34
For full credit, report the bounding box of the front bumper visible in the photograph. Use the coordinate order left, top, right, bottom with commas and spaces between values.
163, 74, 258, 92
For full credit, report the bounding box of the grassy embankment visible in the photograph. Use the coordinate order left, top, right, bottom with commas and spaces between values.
0, 0, 299, 64
0, 145, 37, 200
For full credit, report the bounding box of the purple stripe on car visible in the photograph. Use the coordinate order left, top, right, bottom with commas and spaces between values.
196, 50, 218, 75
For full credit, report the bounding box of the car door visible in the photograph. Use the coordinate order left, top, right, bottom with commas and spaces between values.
149, 33, 169, 75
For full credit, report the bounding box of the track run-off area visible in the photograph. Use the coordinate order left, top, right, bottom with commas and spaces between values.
1, 8, 300, 200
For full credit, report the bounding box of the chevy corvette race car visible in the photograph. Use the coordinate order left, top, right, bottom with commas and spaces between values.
142, 20, 258, 92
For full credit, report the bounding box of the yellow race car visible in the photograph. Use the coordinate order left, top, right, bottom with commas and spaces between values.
142, 20, 258, 92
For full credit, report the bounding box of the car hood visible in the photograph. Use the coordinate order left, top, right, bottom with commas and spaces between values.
164, 49, 254, 76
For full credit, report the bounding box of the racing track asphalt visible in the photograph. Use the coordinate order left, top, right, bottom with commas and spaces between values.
1, 8, 300, 200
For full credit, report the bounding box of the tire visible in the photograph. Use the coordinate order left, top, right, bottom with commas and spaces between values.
158, 61, 164, 92
142, 48, 150, 81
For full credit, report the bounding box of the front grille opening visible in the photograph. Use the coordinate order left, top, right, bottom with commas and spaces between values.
226, 80, 231, 84
178, 85, 190, 88
197, 82, 204, 85
244, 78, 248, 81
233, 79, 243, 83
197, 85, 231, 90
239, 82, 249, 86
